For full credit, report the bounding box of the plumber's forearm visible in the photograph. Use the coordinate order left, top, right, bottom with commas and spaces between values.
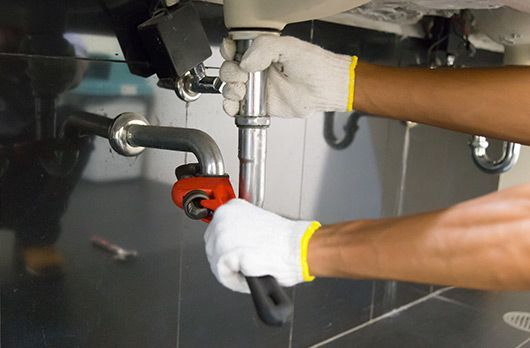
307, 184, 530, 290
355, 62, 530, 144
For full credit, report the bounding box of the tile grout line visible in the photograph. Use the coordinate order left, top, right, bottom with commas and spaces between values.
296, 118, 309, 220
369, 280, 376, 320
176, 102, 190, 348
296, 19, 314, 222
175, 230, 184, 348
514, 337, 530, 348
288, 288, 297, 348
434, 294, 481, 312
309, 287, 453, 348
291, 22, 314, 348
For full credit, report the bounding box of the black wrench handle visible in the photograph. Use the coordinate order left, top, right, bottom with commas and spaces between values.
246, 275, 293, 326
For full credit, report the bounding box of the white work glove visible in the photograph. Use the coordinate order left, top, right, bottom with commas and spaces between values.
220, 35, 358, 118
205, 199, 321, 293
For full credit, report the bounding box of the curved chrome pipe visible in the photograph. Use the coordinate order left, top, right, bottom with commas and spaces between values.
62, 111, 225, 176
126, 124, 225, 176
470, 136, 521, 174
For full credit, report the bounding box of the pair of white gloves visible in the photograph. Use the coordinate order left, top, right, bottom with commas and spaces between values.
205, 35, 356, 293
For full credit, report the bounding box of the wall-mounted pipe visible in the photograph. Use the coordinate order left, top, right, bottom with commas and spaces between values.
62, 111, 225, 176
127, 124, 225, 176
323, 111, 362, 150
470, 135, 521, 174
471, 7, 529, 175
62, 111, 114, 139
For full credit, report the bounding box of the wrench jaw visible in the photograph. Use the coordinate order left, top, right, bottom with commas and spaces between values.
171, 164, 236, 222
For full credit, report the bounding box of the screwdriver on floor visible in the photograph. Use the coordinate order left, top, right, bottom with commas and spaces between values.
90, 236, 138, 261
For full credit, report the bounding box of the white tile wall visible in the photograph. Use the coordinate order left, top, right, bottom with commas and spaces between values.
300, 113, 389, 223
141, 81, 187, 184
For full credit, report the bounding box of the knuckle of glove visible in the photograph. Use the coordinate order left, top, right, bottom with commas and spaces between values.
215, 252, 250, 293
220, 61, 247, 83
222, 82, 246, 101
223, 99, 239, 117
220, 37, 236, 61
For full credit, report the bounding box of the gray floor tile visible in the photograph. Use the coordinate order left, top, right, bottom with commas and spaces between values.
291, 279, 372, 348
324, 298, 529, 348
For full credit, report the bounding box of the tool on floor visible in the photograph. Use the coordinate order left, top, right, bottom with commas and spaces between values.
172, 163, 293, 326
90, 236, 138, 261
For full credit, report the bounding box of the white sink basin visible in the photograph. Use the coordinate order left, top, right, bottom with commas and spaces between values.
223, 0, 370, 30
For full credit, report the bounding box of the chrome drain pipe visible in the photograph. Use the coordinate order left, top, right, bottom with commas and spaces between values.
231, 31, 293, 327
62, 111, 225, 176
470, 135, 521, 175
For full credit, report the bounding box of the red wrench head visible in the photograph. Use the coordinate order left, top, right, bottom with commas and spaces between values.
172, 175, 236, 223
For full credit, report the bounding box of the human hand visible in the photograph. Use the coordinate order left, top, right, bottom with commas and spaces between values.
220, 35, 357, 118
204, 199, 321, 293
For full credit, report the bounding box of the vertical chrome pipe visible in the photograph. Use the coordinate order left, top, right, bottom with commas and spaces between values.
231, 32, 293, 328
238, 127, 267, 206
233, 35, 273, 206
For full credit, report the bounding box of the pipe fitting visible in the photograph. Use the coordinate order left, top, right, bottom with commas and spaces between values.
109, 112, 149, 156
231, 34, 276, 207
470, 135, 521, 174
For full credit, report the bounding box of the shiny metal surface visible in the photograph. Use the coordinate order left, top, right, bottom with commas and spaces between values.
109, 112, 149, 156
127, 124, 225, 176
62, 111, 114, 139
238, 127, 267, 205
173, 64, 224, 102
65, 111, 225, 176
174, 72, 202, 102
235, 39, 268, 117
233, 36, 273, 206
470, 135, 521, 174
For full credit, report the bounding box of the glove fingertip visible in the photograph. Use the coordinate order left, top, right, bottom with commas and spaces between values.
222, 82, 246, 101
220, 61, 248, 83
223, 99, 239, 117
221, 38, 236, 60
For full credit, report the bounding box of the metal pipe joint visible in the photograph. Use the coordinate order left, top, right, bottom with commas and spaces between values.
470, 135, 521, 174
232, 32, 278, 207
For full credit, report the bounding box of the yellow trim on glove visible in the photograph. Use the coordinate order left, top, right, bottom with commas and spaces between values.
300, 221, 322, 282
347, 56, 359, 112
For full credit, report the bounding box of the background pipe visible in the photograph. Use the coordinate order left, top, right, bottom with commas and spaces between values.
62, 111, 114, 138
470, 135, 521, 174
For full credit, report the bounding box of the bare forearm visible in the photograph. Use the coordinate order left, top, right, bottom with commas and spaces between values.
355, 63, 530, 144
308, 184, 530, 290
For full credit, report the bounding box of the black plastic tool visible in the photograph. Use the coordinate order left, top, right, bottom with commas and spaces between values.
246, 275, 293, 326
